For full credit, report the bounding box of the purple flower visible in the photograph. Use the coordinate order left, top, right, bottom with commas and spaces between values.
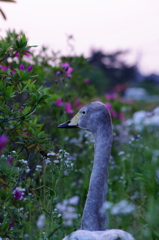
7, 157, 14, 164
67, 74, 72, 78
0, 135, 8, 152
24, 49, 31, 57
85, 79, 91, 84
61, 62, 69, 71
15, 52, 21, 57
20, 64, 25, 71
14, 190, 23, 200
61, 62, 73, 74
9, 221, 14, 229
56, 71, 61, 76
27, 65, 33, 72
19, 64, 33, 72
0, 65, 8, 71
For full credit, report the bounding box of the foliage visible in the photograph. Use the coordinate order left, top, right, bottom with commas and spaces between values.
0, 30, 159, 240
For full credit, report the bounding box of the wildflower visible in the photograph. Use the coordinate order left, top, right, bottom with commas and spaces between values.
62, 62, 70, 71
105, 93, 118, 100
85, 79, 91, 84
55, 98, 63, 106
118, 151, 125, 156
7, 156, 14, 164
11, 69, 16, 74
118, 112, 124, 120
9, 221, 14, 229
111, 200, 135, 215
47, 152, 56, 156
100, 201, 113, 214
27, 65, 33, 72
15, 52, 21, 57
20, 63, 25, 71
0, 65, 8, 71
14, 190, 23, 200
0, 135, 8, 152
111, 110, 118, 118
105, 103, 111, 111
56, 71, 61, 75
19, 63, 33, 72
37, 214, 45, 229
65, 103, 74, 113
61, 62, 73, 74
24, 49, 31, 57
56, 197, 79, 226
68, 196, 79, 205
67, 73, 72, 78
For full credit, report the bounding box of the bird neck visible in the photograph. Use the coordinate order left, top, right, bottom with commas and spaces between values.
81, 123, 112, 231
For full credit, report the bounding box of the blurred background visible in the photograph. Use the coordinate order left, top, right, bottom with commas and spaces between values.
1, 0, 159, 98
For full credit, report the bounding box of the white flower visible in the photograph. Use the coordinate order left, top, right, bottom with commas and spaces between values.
68, 196, 79, 205
111, 200, 135, 215
100, 201, 113, 214
37, 214, 45, 229
133, 111, 147, 125
47, 152, 56, 156
118, 151, 125, 156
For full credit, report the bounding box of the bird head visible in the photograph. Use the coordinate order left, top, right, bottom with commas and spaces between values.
58, 101, 111, 133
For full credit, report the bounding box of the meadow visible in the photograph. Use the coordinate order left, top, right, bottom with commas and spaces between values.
0, 31, 159, 240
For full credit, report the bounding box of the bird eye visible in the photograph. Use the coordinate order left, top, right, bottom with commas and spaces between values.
82, 111, 85, 114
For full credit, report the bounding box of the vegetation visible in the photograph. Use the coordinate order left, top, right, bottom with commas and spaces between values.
0, 30, 159, 240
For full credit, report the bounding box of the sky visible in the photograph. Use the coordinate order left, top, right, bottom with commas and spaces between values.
1, 0, 159, 75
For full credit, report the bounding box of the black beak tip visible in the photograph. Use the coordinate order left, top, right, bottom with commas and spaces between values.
58, 121, 70, 128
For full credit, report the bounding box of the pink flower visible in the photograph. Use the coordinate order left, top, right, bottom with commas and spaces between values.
0, 65, 8, 71
14, 190, 22, 200
128, 100, 134, 105
111, 110, 118, 118
11, 69, 16, 74
67, 67, 73, 74
105, 93, 118, 100
74, 100, 80, 107
20, 64, 25, 71
105, 103, 112, 110
61, 62, 73, 74
55, 98, 63, 107
85, 79, 91, 84
7, 157, 14, 164
0, 135, 8, 152
65, 103, 74, 113
118, 112, 124, 120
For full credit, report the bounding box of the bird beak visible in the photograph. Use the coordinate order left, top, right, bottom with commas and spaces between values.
58, 112, 80, 128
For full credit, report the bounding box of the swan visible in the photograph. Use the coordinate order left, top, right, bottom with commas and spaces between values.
58, 101, 135, 240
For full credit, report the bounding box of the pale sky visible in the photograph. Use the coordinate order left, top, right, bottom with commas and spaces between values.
1, 0, 159, 74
